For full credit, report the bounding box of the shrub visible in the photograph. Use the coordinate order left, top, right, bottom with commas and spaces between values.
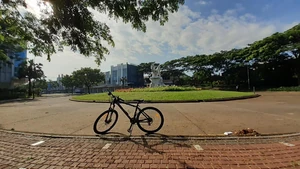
33, 88, 43, 96
267, 86, 300, 91
0, 88, 27, 100
114, 86, 201, 92
131, 86, 200, 92
115, 88, 134, 92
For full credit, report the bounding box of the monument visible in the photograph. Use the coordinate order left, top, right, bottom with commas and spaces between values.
149, 63, 165, 87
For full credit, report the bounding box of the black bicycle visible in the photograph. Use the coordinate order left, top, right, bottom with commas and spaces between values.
93, 91, 164, 134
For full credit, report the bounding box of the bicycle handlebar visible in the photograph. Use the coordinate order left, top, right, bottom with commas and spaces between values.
107, 91, 124, 102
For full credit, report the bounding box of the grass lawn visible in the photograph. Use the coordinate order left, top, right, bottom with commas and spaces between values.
72, 90, 255, 102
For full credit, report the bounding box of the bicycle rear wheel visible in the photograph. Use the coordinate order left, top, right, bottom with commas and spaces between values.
136, 107, 164, 133
93, 109, 118, 134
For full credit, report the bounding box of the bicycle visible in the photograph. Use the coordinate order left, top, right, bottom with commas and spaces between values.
93, 91, 164, 134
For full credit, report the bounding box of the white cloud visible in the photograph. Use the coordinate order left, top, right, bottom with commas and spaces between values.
28, 3, 298, 80
195, 0, 210, 5
262, 4, 272, 12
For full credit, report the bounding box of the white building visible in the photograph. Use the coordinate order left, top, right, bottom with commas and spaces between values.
110, 63, 129, 86
109, 63, 143, 87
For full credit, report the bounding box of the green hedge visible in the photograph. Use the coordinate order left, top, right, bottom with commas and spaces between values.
131, 86, 200, 92
267, 86, 300, 91
0, 88, 27, 100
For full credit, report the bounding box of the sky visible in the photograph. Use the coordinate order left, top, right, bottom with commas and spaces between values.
25, 0, 300, 80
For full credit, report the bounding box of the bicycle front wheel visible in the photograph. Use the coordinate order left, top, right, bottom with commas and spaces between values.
93, 109, 118, 134
136, 107, 164, 133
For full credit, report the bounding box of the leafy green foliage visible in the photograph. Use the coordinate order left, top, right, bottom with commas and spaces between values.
1, 0, 185, 64
61, 75, 77, 93
0, 88, 27, 100
18, 59, 45, 97
161, 60, 185, 84
35, 78, 48, 89
72, 67, 105, 94
155, 23, 300, 88
131, 86, 200, 92
267, 86, 300, 91
47, 80, 59, 89
137, 62, 155, 76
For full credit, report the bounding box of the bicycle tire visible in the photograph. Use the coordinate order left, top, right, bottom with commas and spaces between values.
136, 107, 164, 133
93, 109, 118, 134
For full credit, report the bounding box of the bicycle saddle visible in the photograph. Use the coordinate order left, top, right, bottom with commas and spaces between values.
133, 99, 144, 103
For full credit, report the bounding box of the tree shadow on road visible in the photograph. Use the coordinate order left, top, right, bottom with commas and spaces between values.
96, 132, 195, 168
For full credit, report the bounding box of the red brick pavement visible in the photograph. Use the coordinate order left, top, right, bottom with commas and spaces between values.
0, 131, 300, 169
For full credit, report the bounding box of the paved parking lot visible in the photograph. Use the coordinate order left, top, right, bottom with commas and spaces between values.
1, 92, 300, 168
0, 92, 299, 136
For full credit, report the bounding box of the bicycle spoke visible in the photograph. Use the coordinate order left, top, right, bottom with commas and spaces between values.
93, 110, 118, 134
137, 107, 163, 132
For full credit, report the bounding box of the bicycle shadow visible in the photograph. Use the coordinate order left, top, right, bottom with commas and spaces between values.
96, 132, 195, 168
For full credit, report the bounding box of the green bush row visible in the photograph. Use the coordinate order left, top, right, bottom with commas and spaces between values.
267, 86, 300, 91
132, 86, 200, 92
0, 88, 27, 100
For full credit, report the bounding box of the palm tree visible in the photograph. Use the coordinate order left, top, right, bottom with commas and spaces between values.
120, 77, 127, 88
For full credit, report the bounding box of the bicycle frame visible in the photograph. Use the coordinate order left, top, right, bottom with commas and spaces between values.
108, 97, 142, 123
92, 91, 163, 134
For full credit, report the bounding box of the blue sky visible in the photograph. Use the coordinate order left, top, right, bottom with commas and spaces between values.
27, 0, 300, 80
188, 0, 299, 23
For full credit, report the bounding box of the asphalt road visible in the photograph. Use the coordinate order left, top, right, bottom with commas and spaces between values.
0, 92, 299, 136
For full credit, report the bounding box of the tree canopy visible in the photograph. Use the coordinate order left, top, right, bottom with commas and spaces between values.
18, 59, 45, 96
1, 0, 185, 64
138, 23, 300, 88
72, 67, 105, 94
61, 74, 77, 93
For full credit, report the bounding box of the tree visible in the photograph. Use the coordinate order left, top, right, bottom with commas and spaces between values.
72, 67, 105, 94
161, 60, 185, 85
48, 80, 59, 90
120, 76, 127, 88
1, 0, 185, 64
61, 75, 77, 94
137, 62, 155, 77
137, 62, 155, 84
35, 78, 48, 89
0, 6, 28, 62
242, 24, 300, 85
18, 59, 44, 97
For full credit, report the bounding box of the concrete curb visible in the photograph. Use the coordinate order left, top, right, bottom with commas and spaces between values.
69, 94, 261, 104
1, 129, 299, 141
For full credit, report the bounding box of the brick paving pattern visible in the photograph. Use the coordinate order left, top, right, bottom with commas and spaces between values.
0, 131, 300, 169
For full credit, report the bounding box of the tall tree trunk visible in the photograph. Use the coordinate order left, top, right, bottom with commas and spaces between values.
28, 78, 32, 97
87, 86, 90, 94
